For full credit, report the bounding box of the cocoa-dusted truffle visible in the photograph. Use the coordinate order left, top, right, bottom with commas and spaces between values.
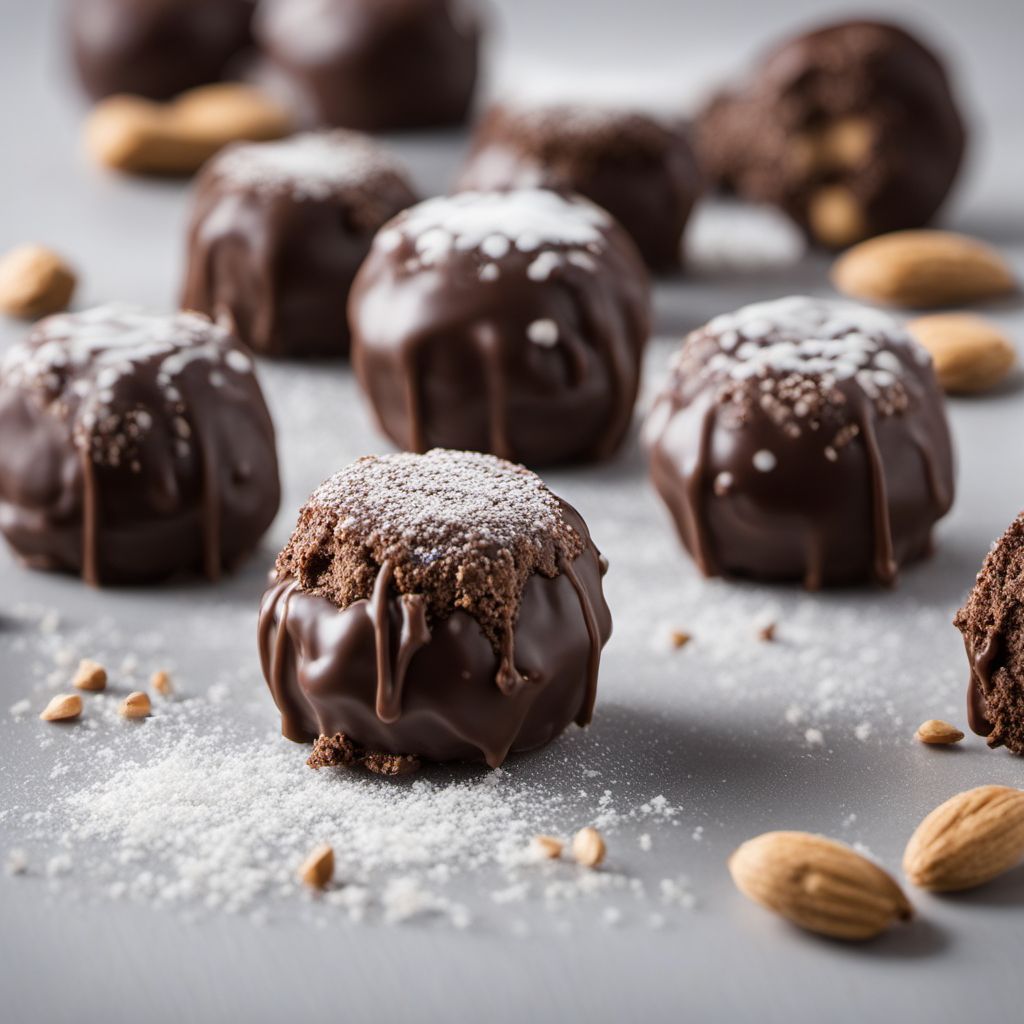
70, 0, 254, 101
458, 104, 702, 272
181, 131, 417, 358
253, 0, 481, 131
645, 296, 955, 588
0, 305, 280, 585
956, 512, 1024, 753
349, 189, 651, 466
258, 449, 612, 770
695, 20, 966, 248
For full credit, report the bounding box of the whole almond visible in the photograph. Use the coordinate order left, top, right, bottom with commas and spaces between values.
904, 785, 1024, 891
299, 843, 335, 889
72, 658, 107, 692
572, 827, 606, 869
120, 691, 151, 719
832, 230, 1016, 308
729, 831, 912, 940
907, 314, 1016, 394
915, 719, 965, 746
150, 670, 173, 696
40, 694, 83, 722
0, 245, 76, 319
529, 835, 564, 860
85, 83, 292, 176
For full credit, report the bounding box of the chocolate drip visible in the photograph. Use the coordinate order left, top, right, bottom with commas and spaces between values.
258, 578, 306, 742
854, 398, 897, 586
966, 635, 999, 739
561, 556, 603, 726
79, 447, 100, 587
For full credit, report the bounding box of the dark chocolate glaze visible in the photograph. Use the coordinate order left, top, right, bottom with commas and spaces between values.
69, 0, 254, 101
253, 0, 480, 132
349, 190, 651, 467
458, 105, 702, 272
0, 305, 280, 585
257, 506, 611, 768
694, 20, 966, 245
180, 133, 418, 359
646, 297, 955, 588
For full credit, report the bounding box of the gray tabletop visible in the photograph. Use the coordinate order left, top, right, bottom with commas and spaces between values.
2, 1, 1024, 1022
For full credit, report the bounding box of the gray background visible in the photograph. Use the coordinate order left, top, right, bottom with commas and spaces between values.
2, 0, 1024, 1021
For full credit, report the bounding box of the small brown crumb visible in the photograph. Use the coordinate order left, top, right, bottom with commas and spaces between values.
915, 719, 965, 746
150, 670, 172, 696
572, 827, 606, 869
72, 659, 107, 692
530, 835, 564, 860
362, 751, 421, 777
40, 694, 82, 722
308, 732, 421, 776
669, 630, 692, 649
299, 843, 334, 889
758, 622, 777, 642
120, 691, 151, 719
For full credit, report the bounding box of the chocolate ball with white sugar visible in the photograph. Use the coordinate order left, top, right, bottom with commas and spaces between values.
645, 296, 955, 588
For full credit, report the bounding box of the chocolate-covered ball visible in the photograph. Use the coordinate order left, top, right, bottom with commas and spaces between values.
253, 0, 481, 131
458, 104, 702, 272
258, 449, 612, 771
645, 296, 955, 588
349, 189, 651, 466
181, 131, 417, 358
695, 20, 966, 248
0, 305, 280, 585
70, 0, 255, 101
956, 511, 1024, 753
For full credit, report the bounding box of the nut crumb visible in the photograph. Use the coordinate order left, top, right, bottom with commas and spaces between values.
669, 630, 692, 649
757, 622, 777, 642
299, 843, 335, 889
529, 835, 563, 860
73, 659, 107, 692
120, 691, 151, 719
150, 670, 172, 696
40, 693, 82, 722
572, 827, 606, 869
915, 719, 964, 746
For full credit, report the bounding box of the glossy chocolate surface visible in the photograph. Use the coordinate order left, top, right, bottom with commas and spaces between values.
70, 0, 254, 101
646, 297, 955, 588
0, 305, 280, 585
181, 132, 417, 358
349, 189, 651, 467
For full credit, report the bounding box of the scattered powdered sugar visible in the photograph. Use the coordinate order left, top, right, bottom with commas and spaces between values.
213, 131, 406, 202
378, 189, 610, 276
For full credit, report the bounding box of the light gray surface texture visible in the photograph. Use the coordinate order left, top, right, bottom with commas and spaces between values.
2, 1, 1024, 1022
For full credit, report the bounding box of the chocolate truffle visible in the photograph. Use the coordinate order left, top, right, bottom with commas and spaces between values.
258, 449, 612, 770
645, 296, 955, 588
70, 0, 254, 101
253, 0, 481, 131
955, 511, 1024, 753
0, 305, 280, 585
458, 104, 702, 272
694, 20, 966, 248
349, 189, 651, 466
180, 131, 417, 358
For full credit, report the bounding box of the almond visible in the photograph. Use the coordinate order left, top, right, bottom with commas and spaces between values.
299, 843, 335, 889
529, 835, 564, 860
72, 658, 107, 692
85, 83, 292, 176
0, 244, 76, 319
903, 785, 1024, 892
808, 185, 867, 249
120, 691, 151, 719
150, 670, 173, 696
907, 313, 1016, 394
729, 831, 912, 940
915, 719, 965, 746
572, 827, 606, 869
832, 230, 1016, 308
39, 694, 83, 722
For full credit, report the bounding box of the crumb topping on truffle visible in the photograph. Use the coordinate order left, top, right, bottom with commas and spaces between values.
274, 449, 584, 649
211, 131, 411, 214
375, 189, 611, 278
0, 304, 255, 469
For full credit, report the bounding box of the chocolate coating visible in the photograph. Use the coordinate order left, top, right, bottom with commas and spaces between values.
695, 20, 966, 247
955, 511, 1024, 753
253, 0, 481, 131
181, 131, 418, 358
458, 104, 702, 272
646, 297, 955, 588
349, 189, 651, 467
0, 305, 280, 585
258, 450, 612, 768
70, 0, 254, 101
